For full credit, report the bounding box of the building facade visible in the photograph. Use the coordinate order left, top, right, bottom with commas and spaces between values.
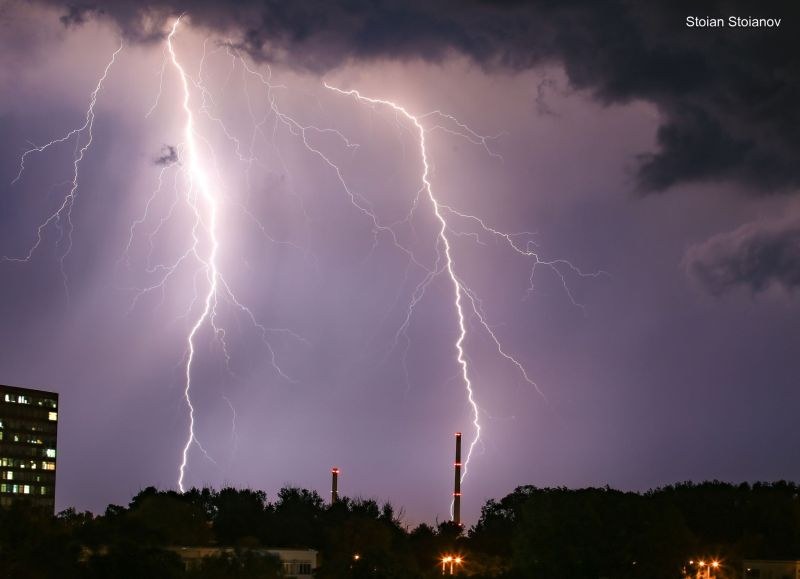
172, 547, 317, 579
0, 384, 58, 511
744, 560, 800, 579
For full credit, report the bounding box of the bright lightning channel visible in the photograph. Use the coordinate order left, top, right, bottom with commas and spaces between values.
162, 18, 302, 491
323, 84, 600, 516
166, 17, 219, 492
322, 84, 485, 489
8, 18, 598, 514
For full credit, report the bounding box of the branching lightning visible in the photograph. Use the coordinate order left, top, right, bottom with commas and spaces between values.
117, 17, 308, 489
322, 85, 492, 487
163, 17, 309, 491
7, 15, 599, 517
6, 43, 123, 296
322, 84, 601, 511
165, 17, 221, 492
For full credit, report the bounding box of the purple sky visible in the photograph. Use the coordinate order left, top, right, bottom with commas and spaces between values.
1, 1, 798, 525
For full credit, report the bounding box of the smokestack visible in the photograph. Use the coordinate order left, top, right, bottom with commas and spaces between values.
331, 467, 339, 504
453, 432, 462, 526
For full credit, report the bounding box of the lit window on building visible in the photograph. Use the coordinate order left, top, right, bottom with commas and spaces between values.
0, 385, 58, 511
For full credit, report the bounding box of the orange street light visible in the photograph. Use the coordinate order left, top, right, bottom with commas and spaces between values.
441, 555, 463, 575
690, 558, 721, 579
441, 555, 453, 574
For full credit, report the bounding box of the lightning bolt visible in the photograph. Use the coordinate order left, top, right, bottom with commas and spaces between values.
6, 42, 123, 296
321, 84, 486, 492
7, 15, 599, 517
165, 17, 220, 492
163, 18, 304, 491
323, 83, 600, 516
184, 40, 494, 498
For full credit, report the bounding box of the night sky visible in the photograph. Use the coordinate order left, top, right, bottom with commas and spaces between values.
1, 0, 798, 525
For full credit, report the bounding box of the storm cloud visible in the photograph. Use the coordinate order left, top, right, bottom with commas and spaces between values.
38, 0, 800, 195
685, 216, 800, 296
154, 144, 178, 166
5, 0, 800, 519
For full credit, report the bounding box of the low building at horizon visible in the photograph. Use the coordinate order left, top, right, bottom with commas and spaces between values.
172, 546, 317, 578
0, 384, 58, 512
743, 559, 800, 579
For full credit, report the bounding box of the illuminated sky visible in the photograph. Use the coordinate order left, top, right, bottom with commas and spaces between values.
1, 1, 798, 525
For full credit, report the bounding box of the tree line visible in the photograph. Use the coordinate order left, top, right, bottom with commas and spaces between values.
2, 481, 800, 578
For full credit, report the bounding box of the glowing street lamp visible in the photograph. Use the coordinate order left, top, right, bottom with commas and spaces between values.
441, 555, 452, 574
441, 554, 464, 575
689, 558, 721, 579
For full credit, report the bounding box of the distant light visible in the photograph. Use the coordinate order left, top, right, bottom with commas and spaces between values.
353, 554, 360, 561
455, 557, 463, 564
712, 561, 720, 568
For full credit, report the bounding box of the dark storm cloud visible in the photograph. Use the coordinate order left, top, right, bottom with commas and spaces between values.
154, 145, 178, 166
684, 217, 800, 296
36, 0, 800, 195
59, 3, 95, 26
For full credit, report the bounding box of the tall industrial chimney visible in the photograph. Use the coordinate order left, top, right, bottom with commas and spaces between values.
331, 467, 339, 504
453, 432, 462, 526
